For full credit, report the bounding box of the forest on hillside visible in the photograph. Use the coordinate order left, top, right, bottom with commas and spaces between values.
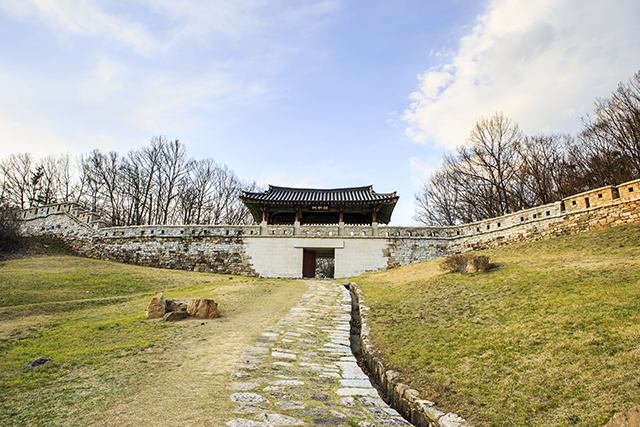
0, 138, 260, 226
414, 70, 640, 226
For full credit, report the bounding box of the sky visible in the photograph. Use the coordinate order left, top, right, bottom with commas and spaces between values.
0, 0, 638, 225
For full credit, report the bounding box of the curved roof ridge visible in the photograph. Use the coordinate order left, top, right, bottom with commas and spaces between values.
267, 185, 374, 193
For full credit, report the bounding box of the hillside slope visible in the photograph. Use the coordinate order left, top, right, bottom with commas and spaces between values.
352, 223, 640, 427
0, 256, 307, 426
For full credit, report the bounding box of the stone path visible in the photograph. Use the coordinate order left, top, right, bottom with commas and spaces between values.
227, 280, 413, 427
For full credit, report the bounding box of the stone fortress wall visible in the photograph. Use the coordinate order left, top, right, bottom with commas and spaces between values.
18, 178, 640, 279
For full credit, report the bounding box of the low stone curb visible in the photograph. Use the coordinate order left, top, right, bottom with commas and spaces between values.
345, 282, 473, 427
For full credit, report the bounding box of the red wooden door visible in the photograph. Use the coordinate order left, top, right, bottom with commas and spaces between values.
302, 250, 316, 278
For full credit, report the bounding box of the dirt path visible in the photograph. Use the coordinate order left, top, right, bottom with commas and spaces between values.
90, 279, 309, 427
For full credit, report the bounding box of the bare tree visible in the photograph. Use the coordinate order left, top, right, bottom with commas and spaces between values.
57, 154, 76, 202
415, 113, 525, 225
226, 179, 262, 225
411, 113, 588, 225
0, 153, 34, 209
178, 159, 261, 225
155, 138, 190, 225
77, 153, 103, 213
36, 155, 62, 205
414, 168, 461, 226
122, 141, 162, 225
81, 150, 125, 225
1, 138, 260, 226
519, 134, 573, 206
179, 158, 217, 225
463, 112, 524, 216
578, 70, 640, 184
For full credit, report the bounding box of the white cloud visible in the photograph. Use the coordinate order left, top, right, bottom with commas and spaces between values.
0, 115, 73, 158
127, 71, 269, 132
408, 156, 439, 186
404, 0, 640, 149
77, 57, 124, 101
0, 0, 342, 158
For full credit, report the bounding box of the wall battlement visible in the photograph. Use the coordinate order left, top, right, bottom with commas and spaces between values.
19, 202, 108, 230
17, 178, 640, 278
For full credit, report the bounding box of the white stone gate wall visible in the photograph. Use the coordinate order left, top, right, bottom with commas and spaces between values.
245, 237, 304, 278
244, 237, 393, 278
333, 239, 389, 278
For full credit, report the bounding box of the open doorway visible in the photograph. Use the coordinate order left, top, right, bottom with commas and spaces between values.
302, 248, 335, 278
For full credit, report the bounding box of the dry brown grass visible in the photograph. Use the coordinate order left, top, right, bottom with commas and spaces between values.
90, 279, 307, 427
439, 254, 491, 274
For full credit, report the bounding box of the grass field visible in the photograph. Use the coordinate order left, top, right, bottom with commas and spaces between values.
352, 223, 640, 427
0, 255, 307, 426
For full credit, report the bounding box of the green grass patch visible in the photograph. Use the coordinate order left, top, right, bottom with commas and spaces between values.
352, 223, 640, 427
0, 255, 305, 426
0, 255, 228, 308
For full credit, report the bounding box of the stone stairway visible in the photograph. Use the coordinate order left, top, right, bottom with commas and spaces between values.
226, 280, 412, 427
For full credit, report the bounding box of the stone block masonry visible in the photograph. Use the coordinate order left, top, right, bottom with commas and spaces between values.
17, 178, 640, 279
20, 213, 259, 276
347, 281, 471, 427
227, 280, 417, 427
89, 233, 256, 276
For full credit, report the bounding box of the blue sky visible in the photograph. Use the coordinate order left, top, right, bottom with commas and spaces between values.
1, 0, 638, 225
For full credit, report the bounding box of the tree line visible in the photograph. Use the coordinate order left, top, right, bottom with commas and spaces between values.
0, 137, 261, 226
415, 70, 640, 226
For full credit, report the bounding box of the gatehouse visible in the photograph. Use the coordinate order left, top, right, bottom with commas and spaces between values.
17, 179, 640, 279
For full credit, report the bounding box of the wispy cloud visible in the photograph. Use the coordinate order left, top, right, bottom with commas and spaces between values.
1, 0, 163, 54
408, 156, 439, 186
0, 0, 341, 55
0, 0, 342, 157
404, 0, 640, 149
144, 0, 341, 43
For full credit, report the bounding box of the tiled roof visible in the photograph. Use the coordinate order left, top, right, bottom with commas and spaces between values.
241, 185, 398, 203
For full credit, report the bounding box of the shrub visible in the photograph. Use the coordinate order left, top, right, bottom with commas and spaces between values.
440, 254, 472, 273
466, 255, 491, 273
0, 207, 22, 253
440, 253, 491, 274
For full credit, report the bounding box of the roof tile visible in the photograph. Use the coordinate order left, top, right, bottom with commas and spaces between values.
241, 185, 397, 203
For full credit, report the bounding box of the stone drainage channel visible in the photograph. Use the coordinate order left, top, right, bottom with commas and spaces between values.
226, 280, 413, 427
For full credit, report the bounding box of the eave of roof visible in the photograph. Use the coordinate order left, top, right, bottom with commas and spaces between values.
241, 185, 398, 204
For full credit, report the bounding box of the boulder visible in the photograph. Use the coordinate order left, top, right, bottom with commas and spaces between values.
163, 311, 190, 321
146, 293, 166, 318
187, 298, 220, 318
605, 406, 640, 427
166, 299, 190, 313
25, 357, 52, 369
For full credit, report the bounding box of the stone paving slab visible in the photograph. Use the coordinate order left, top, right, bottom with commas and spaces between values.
227, 280, 413, 427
